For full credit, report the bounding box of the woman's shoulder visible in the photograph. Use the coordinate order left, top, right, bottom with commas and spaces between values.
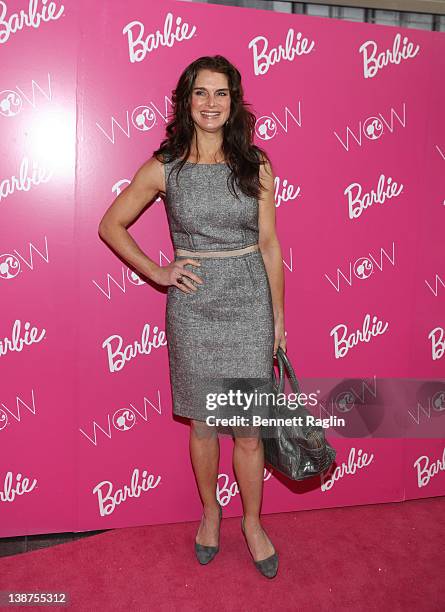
152, 153, 167, 165
254, 148, 273, 175
154, 153, 184, 167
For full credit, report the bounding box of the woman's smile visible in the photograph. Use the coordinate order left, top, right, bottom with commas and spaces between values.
200, 111, 221, 119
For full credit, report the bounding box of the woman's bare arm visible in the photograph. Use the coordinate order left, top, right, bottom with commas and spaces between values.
98, 157, 165, 282
258, 157, 286, 353
258, 158, 285, 321
98, 156, 202, 291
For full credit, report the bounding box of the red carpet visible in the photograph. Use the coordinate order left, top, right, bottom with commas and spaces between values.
1, 497, 444, 611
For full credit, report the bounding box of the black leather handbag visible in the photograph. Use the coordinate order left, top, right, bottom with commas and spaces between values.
262, 347, 337, 481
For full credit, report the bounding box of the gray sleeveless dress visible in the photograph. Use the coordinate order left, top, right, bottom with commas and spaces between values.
163, 160, 275, 423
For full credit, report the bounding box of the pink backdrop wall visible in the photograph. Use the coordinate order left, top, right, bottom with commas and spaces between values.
1, 0, 444, 537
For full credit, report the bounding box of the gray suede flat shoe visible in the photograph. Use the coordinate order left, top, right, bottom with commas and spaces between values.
194, 499, 223, 565
241, 516, 279, 578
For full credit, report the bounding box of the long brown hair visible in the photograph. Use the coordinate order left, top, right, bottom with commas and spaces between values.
153, 55, 271, 200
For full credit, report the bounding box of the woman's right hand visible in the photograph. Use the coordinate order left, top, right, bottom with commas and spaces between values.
152, 258, 203, 293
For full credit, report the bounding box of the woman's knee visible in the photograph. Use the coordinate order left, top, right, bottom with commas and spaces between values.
232, 426, 262, 450
190, 419, 217, 440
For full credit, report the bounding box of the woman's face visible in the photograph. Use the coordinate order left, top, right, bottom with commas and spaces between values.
189, 69, 231, 134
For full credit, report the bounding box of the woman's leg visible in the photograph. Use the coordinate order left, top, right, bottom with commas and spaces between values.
190, 419, 221, 546
232, 426, 276, 561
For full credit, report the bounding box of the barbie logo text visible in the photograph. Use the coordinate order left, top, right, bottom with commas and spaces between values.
0, 156, 53, 204
0, 319, 46, 357
413, 447, 445, 488
275, 175, 300, 208
217, 469, 272, 506
320, 447, 374, 491
345, 173, 404, 220
0, 471, 37, 503
359, 33, 420, 79
123, 12, 196, 64
429, 327, 445, 360
330, 313, 388, 359
248, 28, 315, 76
92, 468, 161, 517
102, 323, 167, 372
0, 0, 64, 45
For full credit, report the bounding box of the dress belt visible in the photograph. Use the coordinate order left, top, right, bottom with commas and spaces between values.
175, 244, 259, 258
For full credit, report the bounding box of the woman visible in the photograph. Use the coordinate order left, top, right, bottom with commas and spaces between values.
98, 55, 286, 579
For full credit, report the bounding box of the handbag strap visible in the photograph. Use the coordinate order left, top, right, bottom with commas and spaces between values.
276, 347, 301, 395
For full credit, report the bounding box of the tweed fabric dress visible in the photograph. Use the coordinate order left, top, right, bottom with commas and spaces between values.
164, 160, 275, 423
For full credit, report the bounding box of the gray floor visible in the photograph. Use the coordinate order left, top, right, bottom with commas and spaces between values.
0, 531, 108, 559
